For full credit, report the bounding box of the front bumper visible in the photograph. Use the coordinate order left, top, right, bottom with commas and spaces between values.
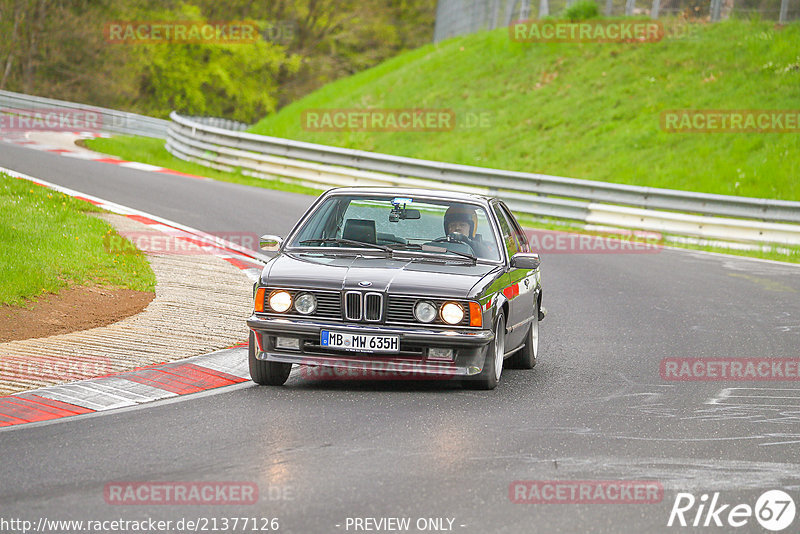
246, 315, 494, 377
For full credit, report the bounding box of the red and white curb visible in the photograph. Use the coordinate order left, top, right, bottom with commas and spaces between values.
0, 130, 209, 180
0, 166, 268, 428
0, 344, 249, 428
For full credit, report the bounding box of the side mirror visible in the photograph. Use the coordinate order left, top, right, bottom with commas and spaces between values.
510, 252, 540, 270
260, 234, 283, 252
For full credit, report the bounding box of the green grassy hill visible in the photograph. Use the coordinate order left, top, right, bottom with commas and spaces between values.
250, 19, 800, 201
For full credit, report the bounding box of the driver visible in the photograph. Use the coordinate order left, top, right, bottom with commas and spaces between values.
442, 205, 488, 257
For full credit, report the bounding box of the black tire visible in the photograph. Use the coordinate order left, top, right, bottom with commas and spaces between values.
248, 331, 292, 386
507, 300, 539, 369
464, 314, 505, 390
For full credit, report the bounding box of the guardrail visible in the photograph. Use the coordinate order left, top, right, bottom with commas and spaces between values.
0, 89, 169, 138
166, 112, 800, 246
6, 90, 794, 246
178, 115, 249, 132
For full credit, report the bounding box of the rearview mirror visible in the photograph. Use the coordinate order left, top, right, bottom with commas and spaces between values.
389, 208, 421, 222
510, 252, 541, 270
259, 234, 283, 252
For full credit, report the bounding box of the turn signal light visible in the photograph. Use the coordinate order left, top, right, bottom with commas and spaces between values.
254, 287, 266, 312
469, 301, 482, 327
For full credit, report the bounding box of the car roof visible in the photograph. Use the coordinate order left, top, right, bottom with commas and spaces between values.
324, 187, 495, 203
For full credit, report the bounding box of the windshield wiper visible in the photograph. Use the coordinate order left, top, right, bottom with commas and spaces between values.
298, 238, 393, 252
421, 244, 477, 262
390, 243, 477, 263
386, 243, 423, 251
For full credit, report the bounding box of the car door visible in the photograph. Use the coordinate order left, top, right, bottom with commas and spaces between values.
496, 202, 538, 348
491, 202, 526, 350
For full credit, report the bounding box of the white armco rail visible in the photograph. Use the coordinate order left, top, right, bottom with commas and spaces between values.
165, 112, 800, 246
0, 89, 170, 138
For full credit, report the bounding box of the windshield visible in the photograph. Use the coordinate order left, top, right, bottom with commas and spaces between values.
289, 195, 501, 261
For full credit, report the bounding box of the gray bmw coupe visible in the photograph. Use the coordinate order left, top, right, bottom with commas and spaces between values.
247, 187, 545, 389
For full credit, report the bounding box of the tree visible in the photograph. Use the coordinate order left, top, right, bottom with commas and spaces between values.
0, 0, 435, 120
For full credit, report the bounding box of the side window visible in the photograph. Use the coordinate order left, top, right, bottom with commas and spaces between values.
492, 204, 519, 258
499, 204, 529, 253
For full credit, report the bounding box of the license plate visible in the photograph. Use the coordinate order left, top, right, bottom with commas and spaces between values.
320, 330, 399, 353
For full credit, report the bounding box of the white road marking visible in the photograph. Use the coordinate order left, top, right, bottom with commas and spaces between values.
119, 161, 164, 171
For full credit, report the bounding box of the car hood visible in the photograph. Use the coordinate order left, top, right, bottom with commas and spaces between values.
262, 252, 500, 298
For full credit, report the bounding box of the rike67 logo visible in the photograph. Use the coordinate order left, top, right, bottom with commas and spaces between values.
668, 490, 796, 531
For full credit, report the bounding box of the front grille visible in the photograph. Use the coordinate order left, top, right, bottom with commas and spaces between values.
386, 298, 415, 324
364, 293, 382, 322
345, 291, 362, 321
313, 292, 342, 320
344, 291, 383, 322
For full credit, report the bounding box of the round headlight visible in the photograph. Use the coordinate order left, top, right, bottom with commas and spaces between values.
268, 290, 292, 313
294, 292, 317, 315
440, 302, 465, 325
414, 301, 437, 323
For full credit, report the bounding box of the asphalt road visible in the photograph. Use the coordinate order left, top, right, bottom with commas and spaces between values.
2, 142, 800, 533
0, 142, 314, 238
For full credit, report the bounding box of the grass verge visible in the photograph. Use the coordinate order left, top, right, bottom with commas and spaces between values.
0, 173, 156, 307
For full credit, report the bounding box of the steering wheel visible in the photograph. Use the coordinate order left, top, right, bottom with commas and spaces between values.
432, 233, 473, 247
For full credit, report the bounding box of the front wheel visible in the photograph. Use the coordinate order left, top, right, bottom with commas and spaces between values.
464, 314, 505, 390
249, 331, 292, 386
